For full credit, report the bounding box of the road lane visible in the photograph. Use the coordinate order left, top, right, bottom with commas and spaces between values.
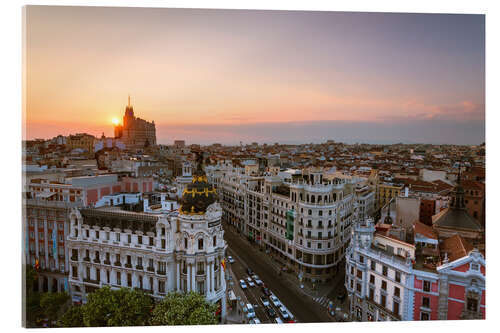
224, 225, 330, 323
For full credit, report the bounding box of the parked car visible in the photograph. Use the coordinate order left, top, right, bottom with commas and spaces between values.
274, 317, 284, 324
260, 296, 270, 307
249, 318, 261, 324
252, 275, 263, 285
270, 294, 281, 307
239, 279, 247, 289
246, 267, 254, 275
245, 304, 256, 319
267, 307, 277, 318
248, 280, 256, 287
281, 305, 294, 320
246, 276, 253, 283
278, 305, 290, 320
262, 287, 271, 296
227, 256, 235, 264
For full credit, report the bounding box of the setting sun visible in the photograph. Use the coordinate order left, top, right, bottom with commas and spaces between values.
112, 117, 120, 126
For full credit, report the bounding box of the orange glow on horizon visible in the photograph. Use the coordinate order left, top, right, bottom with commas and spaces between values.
112, 117, 120, 126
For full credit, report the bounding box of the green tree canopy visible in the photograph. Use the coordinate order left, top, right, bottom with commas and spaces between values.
57, 305, 85, 328
150, 292, 218, 326
40, 292, 70, 323
82, 287, 153, 327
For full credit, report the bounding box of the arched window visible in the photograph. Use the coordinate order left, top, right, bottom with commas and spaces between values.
213, 236, 217, 247
311, 195, 315, 203
306, 194, 309, 203
333, 193, 337, 202
198, 238, 204, 250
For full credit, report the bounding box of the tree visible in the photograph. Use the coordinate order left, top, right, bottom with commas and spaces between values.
40, 292, 70, 323
57, 306, 85, 328
82, 287, 153, 327
150, 292, 218, 326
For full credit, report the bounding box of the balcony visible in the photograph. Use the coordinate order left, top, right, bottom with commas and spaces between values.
147, 266, 155, 272
125, 263, 133, 269
83, 278, 100, 285
156, 270, 166, 276
71, 255, 78, 261
104, 260, 111, 265
114, 261, 122, 267
93, 258, 101, 264
136, 265, 144, 270
83, 256, 90, 262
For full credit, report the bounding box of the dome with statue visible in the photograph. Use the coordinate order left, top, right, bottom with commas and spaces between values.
179, 151, 218, 215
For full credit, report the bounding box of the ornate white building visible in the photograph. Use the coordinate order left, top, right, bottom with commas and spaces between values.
66, 160, 227, 320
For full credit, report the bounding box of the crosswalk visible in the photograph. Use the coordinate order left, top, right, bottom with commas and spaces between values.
313, 296, 332, 308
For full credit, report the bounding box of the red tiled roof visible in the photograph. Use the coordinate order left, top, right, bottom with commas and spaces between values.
440, 234, 474, 262
414, 221, 438, 240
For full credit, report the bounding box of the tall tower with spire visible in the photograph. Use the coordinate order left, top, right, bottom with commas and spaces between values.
115, 95, 157, 149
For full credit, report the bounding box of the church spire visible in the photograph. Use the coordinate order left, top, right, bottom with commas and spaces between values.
128, 94, 131, 108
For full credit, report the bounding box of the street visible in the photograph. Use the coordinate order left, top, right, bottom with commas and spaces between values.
224, 224, 336, 323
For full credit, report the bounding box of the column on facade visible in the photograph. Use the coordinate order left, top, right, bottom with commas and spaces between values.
44, 219, 49, 270
206, 260, 211, 295
153, 277, 159, 295
210, 261, 215, 293
186, 264, 191, 292
176, 262, 181, 292
191, 264, 196, 293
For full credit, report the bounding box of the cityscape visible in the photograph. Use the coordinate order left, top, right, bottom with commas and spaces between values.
22, 6, 485, 328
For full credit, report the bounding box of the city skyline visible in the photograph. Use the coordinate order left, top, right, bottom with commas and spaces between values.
24, 6, 485, 145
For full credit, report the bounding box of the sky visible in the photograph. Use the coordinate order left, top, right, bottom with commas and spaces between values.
24, 6, 485, 145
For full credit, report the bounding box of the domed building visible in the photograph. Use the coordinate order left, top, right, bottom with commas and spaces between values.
66, 151, 227, 321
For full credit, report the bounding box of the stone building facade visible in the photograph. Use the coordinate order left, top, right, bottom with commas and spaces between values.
114, 97, 157, 149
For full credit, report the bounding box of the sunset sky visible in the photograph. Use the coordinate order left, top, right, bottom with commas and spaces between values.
24, 6, 485, 145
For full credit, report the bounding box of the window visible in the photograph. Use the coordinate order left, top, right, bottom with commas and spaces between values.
394, 287, 400, 298
371, 260, 376, 271
357, 270, 363, 279
421, 312, 430, 320
471, 263, 479, 271
369, 288, 374, 300
72, 265, 78, 278
370, 274, 375, 284
106, 270, 110, 283
96, 269, 100, 281
198, 238, 204, 250
58, 223, 63, 230
184, 238, 188, 249
359, 255, 364, 264
422, 296, 430, 308
159, 281, 165, 293
106, 232, 110, 240
380, 294, 386, 307
137, 257, 143, 267
85, 230, 89, 238
116, 232, 121, 242
117, 272, 121, 285
393, 300, 400, 315
395, 271, 401, 283
381, 280, 387, 291
213, 236, 216, 247
138, 235, 142, 244
382, 265, 388, 276
127, 273, 132, 287
127, 234, 131, 244
319, 211, 323, 216
423, 280, 431, 292
149, 237, 154, 246
350, 266, 354, 275
467, 296, 478, 312
356, 283, 362, 293
95, 231, 100, 239
161, 239, 166, 249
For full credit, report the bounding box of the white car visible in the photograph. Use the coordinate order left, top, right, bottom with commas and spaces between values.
246, 276, 253, 283
270, 294, 281, 307
260, 296, 270, 307
252, 275, 263, 285
227, 256, 235, 264
278, 305, 290, 320
240, 279, 248, 290
246, 304, 256, 319
274, 317, 284, 324
248, 280, 256, 287
249, 318, 261, 324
